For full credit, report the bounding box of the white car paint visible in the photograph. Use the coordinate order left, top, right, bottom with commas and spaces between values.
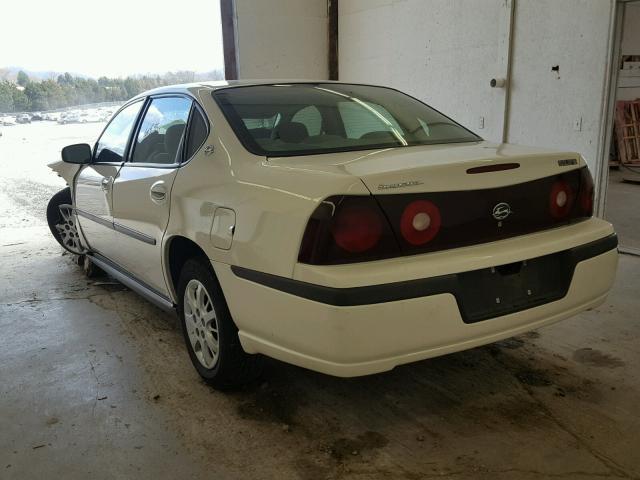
50, 80, 618, 377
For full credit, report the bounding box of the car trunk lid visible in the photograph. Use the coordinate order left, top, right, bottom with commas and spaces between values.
268, 141, 584, 194
279, 142, 594, 264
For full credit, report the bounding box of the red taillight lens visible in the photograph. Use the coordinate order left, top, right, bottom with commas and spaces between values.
299, 167, 594, 265
549, 180, 575, 218
298, 196, 400, 265
578, 168, 594, 216
331, 205, 382, 252
400, 200, 441, 245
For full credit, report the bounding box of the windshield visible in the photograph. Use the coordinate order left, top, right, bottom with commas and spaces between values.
213, 83, 481, 157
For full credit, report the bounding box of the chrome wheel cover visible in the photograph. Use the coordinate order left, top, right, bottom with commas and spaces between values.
184, 279, 220, 369
55, 204, 83, 254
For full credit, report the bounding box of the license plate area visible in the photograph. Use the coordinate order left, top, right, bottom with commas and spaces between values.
456, 251, 573, 323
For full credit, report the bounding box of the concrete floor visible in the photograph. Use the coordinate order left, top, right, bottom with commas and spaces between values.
606, 168, 640, 252
1, 123, 640, 479
0, 224, 639, 480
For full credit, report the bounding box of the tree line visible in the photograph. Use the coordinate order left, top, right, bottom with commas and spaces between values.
0, 70, 223, 113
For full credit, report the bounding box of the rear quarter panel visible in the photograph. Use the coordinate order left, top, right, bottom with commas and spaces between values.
163, 89, 367, 294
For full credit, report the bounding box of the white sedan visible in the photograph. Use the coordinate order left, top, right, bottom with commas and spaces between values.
47, 80, 618, 389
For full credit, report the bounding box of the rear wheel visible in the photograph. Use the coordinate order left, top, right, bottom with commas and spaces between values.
177, 258, 263, 389
46, 187, 84, 254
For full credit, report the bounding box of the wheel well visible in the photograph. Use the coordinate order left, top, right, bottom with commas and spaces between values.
166, 236, 209, 297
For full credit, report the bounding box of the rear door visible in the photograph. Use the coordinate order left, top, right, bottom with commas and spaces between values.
75, 100, 144, 258
110, 95, 203, 296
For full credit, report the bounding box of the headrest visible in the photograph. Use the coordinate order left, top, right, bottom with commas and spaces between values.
278, 122, 308, 143
165, 123, 186, 159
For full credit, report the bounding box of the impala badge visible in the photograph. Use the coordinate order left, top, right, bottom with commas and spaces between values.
492, 202, 512, 221
377, 180, 423, 190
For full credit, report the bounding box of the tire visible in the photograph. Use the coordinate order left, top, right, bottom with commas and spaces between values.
47, 187, 84, 254
177, 258, 263, 389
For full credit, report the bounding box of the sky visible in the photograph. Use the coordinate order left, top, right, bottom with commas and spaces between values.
1, 0, 224, 78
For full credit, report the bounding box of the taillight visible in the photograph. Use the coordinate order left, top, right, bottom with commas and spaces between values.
298, 196, 399, 265
400, 200, 441, 245
549, 180, 575, 218
578, 167, 594, 216
332, 205, 383, 252
299, 167, 594, 265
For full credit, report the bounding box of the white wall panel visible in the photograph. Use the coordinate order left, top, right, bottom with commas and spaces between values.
338, 0, 617, 201
234, 0, 329, 79
339, 0, 512, 142
507, 0, 614, 173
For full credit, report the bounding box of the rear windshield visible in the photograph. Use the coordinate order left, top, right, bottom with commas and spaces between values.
213, 83, 481, 157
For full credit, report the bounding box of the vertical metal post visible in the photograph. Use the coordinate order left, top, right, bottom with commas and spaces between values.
501, 0, 516, 144
595, 1, 624, 218
220, 0, 239, 80
328, 0, 339, 80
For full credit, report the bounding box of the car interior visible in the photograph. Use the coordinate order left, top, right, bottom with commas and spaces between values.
132, 122, 186, 164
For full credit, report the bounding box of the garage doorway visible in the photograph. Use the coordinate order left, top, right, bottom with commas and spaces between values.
0, 0, 226, 246
604, 0, 640, 254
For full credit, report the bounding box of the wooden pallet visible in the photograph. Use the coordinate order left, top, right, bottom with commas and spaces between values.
614, 100, 640, 165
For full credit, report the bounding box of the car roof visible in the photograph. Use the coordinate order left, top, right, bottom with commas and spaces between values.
133, 79, 352, 99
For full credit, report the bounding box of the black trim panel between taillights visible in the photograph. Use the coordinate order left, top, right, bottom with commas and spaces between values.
232, 233, 617, 323
298, 166, 595, 265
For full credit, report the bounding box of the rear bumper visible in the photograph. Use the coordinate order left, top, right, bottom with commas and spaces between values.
214, 221, 618, 377
231, 234, 616, 321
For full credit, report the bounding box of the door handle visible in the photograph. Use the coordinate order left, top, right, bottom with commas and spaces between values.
150, 181, 167, 204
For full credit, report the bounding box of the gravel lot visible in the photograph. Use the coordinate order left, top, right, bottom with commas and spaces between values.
0, 121, 104, 228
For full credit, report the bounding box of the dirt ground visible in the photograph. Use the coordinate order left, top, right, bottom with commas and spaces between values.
1, 122, 639, 479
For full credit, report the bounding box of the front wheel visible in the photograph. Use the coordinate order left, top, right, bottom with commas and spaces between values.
177, 258, 263, 389
46, 187, 84, 254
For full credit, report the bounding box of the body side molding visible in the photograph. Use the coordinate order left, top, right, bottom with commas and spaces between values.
89, 252, 175, 312
76, 208, 156, 245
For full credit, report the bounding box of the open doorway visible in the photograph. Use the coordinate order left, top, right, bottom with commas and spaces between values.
0, 0, 225, 243
606, 0, 640, 254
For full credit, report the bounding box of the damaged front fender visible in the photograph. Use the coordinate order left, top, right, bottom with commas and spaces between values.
47, 160, 81, 186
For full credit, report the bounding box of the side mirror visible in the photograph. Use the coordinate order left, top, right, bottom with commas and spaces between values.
61, 143, 92, 164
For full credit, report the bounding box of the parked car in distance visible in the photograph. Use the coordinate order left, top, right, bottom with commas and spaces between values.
58, 112, 81, 124
47, 80, 618, 389
15, 113, 31, 124
43, 112, 61, 122
31, 112, 43, 121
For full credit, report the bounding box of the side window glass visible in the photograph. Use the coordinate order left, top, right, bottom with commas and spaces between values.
185, 107, 208, 159
94, 101, 143, 163
291, 106, 322, 136
131, 97, 192, 164
338, 101, 404, 139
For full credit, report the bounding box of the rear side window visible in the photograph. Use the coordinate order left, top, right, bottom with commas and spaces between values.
94, 100, 143, 163
185, 107, 208, 159
131, 96, 192, 164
